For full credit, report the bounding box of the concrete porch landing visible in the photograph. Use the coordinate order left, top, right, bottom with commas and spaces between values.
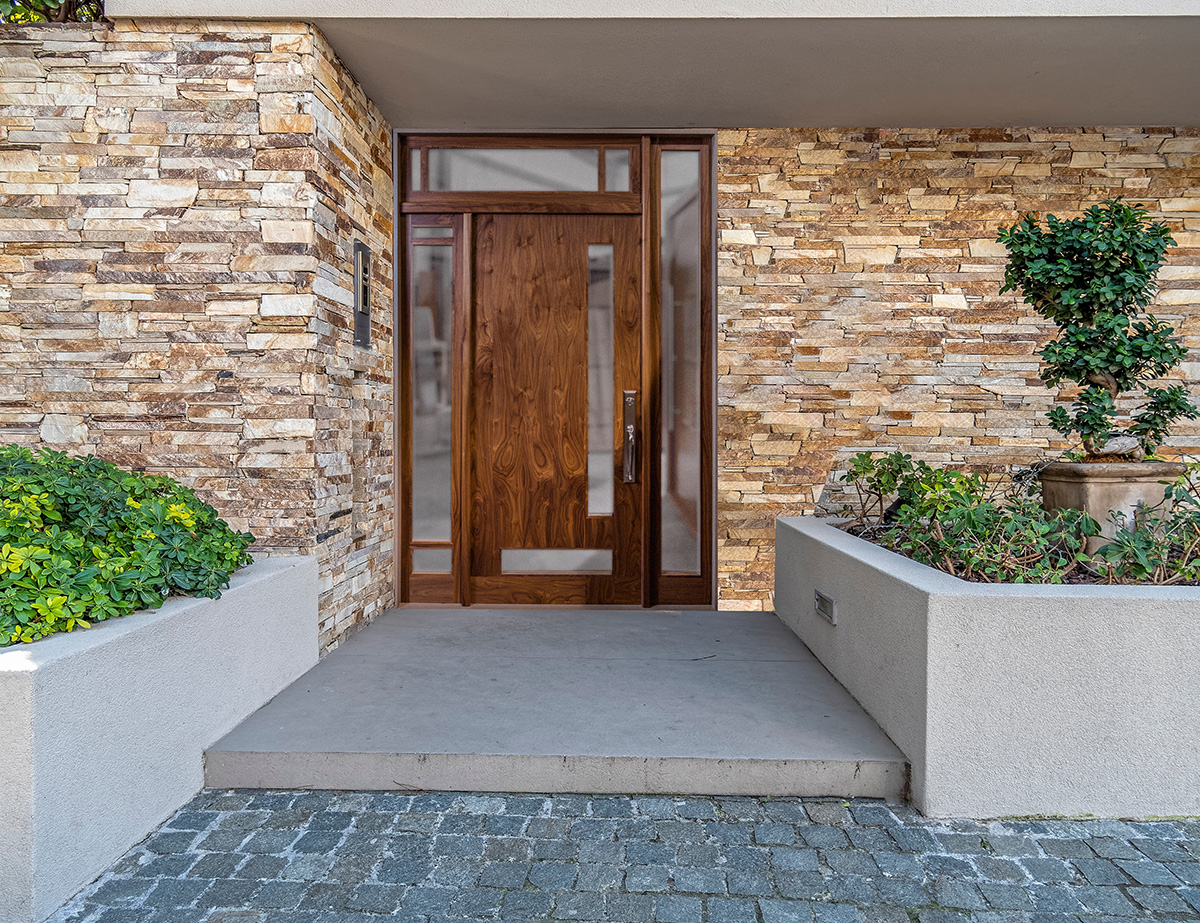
205, 609, 908, 798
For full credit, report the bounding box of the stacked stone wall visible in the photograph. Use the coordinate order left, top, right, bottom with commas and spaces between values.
307, 29, 394, 645
7, 30, 1200, 619
0, 20, 394, 644
716, 128, 1200, 609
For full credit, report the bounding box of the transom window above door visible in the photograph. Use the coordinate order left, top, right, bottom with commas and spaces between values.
402, 137, 642, 213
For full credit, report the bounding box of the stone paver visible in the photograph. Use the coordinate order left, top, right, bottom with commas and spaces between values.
48, 792, 1200, 923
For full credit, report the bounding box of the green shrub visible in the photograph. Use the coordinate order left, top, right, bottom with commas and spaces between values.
840, 450, 1200, 585
1094, 463, 1200, 585
840, 451, 1097, 583
0, 0, 103, 23
0, 445, 254, 645
997, 199, 1197, 458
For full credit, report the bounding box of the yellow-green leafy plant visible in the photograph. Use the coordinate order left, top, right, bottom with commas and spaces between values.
0, 445, 254, 645
0, 0, 102, 22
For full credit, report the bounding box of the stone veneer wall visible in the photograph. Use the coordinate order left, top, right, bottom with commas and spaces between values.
716, 128, 1200, 609
6, 34, 1200, 620
0, 20, 394, 645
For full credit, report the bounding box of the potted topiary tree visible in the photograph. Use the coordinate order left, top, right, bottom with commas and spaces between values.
998, 199, 1198, 549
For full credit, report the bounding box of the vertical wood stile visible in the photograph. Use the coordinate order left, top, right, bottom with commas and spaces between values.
642, 137, 661, 607
454, 212, 473, 605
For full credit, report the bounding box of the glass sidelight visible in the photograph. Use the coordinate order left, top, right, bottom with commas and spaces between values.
660, 149, 704, 575
410, 243, 452, 542
407, 220, 455, 586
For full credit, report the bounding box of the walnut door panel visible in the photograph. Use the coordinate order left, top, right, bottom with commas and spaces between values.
470, 213, 642, 604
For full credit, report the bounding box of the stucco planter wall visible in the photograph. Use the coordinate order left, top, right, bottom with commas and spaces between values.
775, 517, 1200, 819
0, 556, 318, 923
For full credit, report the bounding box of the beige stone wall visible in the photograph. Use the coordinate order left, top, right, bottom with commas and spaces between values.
308, 30, 394, 645
0, 20, 394, 644
716, 128, 1200, 609
8, 31, 1200, 622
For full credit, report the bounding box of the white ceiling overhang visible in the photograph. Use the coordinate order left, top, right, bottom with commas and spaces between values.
104, 2, 1200, 128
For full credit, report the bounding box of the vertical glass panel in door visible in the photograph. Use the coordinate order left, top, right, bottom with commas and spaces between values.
587, 245, 614, 516
427, 148, 599, 192
660, 150, 703, 574
410, 243, 453, 541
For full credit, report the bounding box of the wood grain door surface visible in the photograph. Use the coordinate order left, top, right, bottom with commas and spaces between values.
470, 214, 642, 604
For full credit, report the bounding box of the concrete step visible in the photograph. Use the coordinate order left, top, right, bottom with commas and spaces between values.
205, 609, 909, 798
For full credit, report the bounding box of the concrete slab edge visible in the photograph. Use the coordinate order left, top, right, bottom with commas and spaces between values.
204, 751, 907, 799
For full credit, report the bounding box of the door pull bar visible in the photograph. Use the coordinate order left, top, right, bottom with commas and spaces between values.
622, 390, 637, 483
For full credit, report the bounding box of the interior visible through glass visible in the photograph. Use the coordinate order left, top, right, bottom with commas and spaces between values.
427, 148, 599, 192
660, 150, 703, 574
410, 241, 453, 541
605, 149, 631, 192
501, 549, 613, 573
587, 245, 615, 516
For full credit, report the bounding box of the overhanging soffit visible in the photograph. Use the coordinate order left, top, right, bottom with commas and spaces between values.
104, 3, 1200, 128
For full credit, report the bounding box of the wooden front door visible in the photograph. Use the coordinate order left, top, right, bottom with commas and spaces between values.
398, 135, 714, 608
471, 214, 642, 604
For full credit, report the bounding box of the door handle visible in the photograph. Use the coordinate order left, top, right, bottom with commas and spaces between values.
622, 390, 637, 483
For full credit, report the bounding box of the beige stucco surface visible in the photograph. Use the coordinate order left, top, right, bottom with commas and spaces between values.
106, 1, 1200, 18
245, 16, 1200, 129
0, 557, 318, 923
775, 517, 1200, 818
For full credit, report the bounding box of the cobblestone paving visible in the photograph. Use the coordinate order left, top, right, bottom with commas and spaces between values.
49, 791, 1200, 923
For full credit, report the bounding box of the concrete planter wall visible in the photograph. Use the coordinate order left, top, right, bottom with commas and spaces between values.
775, 517, 1200, 819
0, 557, 318, 923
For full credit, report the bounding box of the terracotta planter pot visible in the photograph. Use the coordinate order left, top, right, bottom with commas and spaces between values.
1039, 461, 1186, 553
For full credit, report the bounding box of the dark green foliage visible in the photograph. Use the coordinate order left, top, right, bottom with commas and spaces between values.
1093, 464, 1200, 584
998, 199, 1196, 456
0, 0, 101, 21
841, 451, 1096, 584
0, 445, 254, 645
842, 451, 1200, 585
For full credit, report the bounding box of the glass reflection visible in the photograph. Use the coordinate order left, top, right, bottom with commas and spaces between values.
605, 149, 631, 192
588, 245, 614, 516
412, 547, 452, 573
502, 548, 613, 573
660, 150, 702, 574
411, 242, 453, 541
427, 148, 599, 192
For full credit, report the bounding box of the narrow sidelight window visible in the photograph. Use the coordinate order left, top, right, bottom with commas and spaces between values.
660, 150, 703, 574
410, 242, 453, 544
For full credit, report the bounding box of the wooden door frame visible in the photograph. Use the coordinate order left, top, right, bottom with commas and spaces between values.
390, 130, 718, 608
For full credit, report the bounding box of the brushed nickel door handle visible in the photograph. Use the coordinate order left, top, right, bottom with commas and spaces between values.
623, 390, 637, 483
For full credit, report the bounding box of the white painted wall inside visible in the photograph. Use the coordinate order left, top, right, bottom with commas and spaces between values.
0, 556, 318, 923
